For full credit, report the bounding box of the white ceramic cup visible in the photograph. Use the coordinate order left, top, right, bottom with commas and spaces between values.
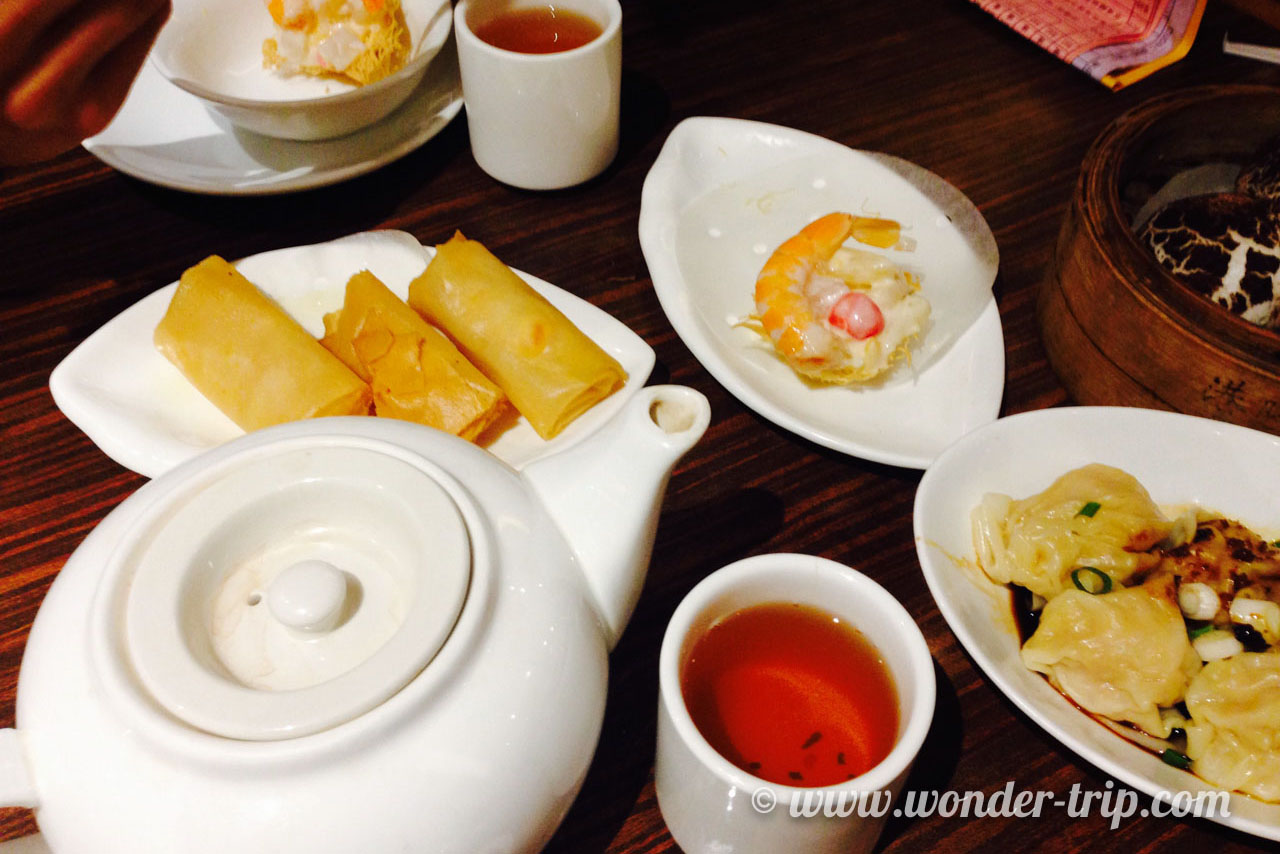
454, 0, 622, 190
656, 554, 936, 854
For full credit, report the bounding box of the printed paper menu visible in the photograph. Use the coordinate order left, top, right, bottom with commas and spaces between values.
974, 0, 1207, 89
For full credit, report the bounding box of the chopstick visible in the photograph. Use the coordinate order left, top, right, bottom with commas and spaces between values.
1223, 34, 1280, 65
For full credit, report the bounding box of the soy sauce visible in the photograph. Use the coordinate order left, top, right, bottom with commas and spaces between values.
1012, 584, 1041, 642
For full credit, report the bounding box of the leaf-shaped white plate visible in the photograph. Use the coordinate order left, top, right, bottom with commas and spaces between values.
50, 230, 655, 478
639, 117, 1003, 469
915, 406, 1280, 841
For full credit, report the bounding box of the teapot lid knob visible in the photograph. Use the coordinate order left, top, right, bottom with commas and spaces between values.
268, 559, 350, 633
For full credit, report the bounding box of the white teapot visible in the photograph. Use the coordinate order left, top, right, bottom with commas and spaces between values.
0, 385, 709, 853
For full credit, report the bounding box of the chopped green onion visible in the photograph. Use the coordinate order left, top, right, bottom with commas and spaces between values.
1160, 749, 1192, 770
1071, 566, 1113, 594
1077, 501, 1102, 518
1188, 624, 1215, 640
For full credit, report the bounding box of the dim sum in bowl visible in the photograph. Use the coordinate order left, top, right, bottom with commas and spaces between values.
151, 0, 452, 140
914, 406, 1280, 841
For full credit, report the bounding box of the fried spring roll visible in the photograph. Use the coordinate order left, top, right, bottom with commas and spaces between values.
320, 270, 510, 441
408, 233, 627, 440
154, 255, 372, 431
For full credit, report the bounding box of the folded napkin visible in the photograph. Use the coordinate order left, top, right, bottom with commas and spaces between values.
973, 0, 1206, 89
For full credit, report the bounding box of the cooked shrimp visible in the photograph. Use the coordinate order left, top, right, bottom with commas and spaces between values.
751, 211, 930, 384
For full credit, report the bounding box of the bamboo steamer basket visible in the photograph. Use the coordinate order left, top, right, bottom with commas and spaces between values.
1039, 85, 1280, 433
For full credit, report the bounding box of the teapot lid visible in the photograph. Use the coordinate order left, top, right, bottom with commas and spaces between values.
118, 436, 471, 741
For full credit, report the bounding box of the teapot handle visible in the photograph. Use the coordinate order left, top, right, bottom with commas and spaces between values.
0, 729, 39, 808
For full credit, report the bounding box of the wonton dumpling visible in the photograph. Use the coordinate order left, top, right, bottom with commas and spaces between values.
972, 463, 1171, 599
1021, 579, 1200, 737
1185, 653, 1280, 801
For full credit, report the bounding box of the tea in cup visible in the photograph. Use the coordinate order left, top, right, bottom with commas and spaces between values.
656, 554, 935, 854
454, 0, 622, 190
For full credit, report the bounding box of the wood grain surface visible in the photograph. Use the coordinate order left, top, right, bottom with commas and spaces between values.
1, 1, 1278, 851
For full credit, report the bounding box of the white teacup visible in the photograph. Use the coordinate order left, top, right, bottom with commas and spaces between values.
454, 0, 622, 190
656, 554, 936, 854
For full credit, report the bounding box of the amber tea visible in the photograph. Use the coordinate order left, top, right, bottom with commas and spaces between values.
473, 6, 603, 54
680, 602, 900, 787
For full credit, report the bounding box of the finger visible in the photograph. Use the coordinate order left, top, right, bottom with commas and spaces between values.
0, 0, 85, 84
73, 5, 168, 138
4, 0, 169, 130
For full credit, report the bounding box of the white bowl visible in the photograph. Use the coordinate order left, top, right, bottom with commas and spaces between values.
152, 0, 453, 140
914, 406, 1280, 842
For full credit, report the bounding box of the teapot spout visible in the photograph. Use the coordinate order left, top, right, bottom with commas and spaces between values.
523, 386, 710, 650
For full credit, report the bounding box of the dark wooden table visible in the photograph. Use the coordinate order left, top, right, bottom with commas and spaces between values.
2, 1, 1278, 851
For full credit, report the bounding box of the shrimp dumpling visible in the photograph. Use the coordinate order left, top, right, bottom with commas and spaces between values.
971, 463, 1171, 599
1021, 579, 1201, 737
1185, 653, 1280, 801
751, 212, 930, 384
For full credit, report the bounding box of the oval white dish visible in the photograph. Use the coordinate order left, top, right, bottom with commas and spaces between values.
914, 406, 1280, 841
49, 230, 655, 479
639, 117, 1003, 469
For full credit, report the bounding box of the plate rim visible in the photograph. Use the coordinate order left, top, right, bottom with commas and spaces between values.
638, 115, 1004, 470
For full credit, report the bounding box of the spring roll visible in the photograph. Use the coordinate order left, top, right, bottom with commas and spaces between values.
408, 232, 627, 440
320, 270, 510, 441
154, 255, 372, 431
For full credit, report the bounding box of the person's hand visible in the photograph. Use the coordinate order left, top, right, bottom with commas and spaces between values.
1, 0, 171, 166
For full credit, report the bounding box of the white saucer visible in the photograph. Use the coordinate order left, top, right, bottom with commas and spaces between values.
639, 117, 1004, 470
83, 40, 463, 195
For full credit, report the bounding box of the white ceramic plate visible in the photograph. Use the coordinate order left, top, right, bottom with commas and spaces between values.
50, 230, 656, 479
639, 117, 1003, 469
82, 38, 462, 194
914, 406, 1280, 841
